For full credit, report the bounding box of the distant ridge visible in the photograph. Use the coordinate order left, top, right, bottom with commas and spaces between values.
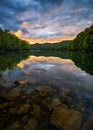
31, 40, 71, 51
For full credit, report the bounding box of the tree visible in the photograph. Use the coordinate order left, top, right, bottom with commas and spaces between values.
0, 28, 30, 51
69, 25, 93, 51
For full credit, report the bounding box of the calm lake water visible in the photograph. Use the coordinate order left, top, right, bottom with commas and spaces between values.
0, 51, 93, 130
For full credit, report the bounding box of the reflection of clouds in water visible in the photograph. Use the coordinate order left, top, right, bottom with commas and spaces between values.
2, 67, 24, 82
2, 56, 93, 91
17, 56, 93, 91
17, 56, 75, 71
23, 56, 72, 63
72, 69, 87, 76
32, 63, 56, 70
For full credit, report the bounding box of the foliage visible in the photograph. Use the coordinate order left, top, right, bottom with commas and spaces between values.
0, 28, 30, 51
31, 41, 71, 51
69, 25, 93, 51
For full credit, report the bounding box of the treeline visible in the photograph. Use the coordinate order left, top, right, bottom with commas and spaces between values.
69, 25, 93, 51
31, 41, 71, 51
0, 28, 30, 51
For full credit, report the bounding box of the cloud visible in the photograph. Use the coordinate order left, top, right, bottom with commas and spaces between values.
0, 0, 93, 43
36, 0, 63, 9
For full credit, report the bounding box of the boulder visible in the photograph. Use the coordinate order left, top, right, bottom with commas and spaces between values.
51, 104, 82, 130
60, 88, 70, 98
31, 104, 41, 118
36, 86, 56, 97
14, 80, 26, 85
7, 121, 21, 130
25, 118, 37, 130
9, 103, 30, 114
6, 87, 21, 100
48, 98, 62, 111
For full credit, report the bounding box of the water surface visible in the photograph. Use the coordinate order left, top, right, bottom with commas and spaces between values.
0, 51, 93, 130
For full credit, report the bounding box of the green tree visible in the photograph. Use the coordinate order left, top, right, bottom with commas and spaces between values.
69, 25, 93, 51
0, 28, 30, 51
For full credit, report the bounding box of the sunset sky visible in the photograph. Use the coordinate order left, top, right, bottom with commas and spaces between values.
0, 0, 93, 43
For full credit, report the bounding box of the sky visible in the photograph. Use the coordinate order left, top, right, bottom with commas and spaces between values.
0, 0, 93, 43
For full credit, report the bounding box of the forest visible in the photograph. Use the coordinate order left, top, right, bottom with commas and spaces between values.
0, 28, 30, 51
0, 25, 93, 51
69, 25, 93, 51
31, 40, 71, 51
31, 25, 93, 51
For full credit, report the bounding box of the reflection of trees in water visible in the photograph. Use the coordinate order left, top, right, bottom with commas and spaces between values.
0, 51, 69, 75
0, 52, 30, 74
34, 51, 93, 75
0, 51, 93, 76
30, 50, 70, 59
69, 52, 93, 75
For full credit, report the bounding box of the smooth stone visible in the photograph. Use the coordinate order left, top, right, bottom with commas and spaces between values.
60, 88, 70, 98
6, 87, 21, 99
14, 80, 26, 85
9, 103, 30, 114
51, 104, 82, 130
0, 102, 8, 109
36, 86, 56, 97
48, 98, 62, 111
25, 118, 37, 130
31, 104, 41, 118
7, 121, 21, 130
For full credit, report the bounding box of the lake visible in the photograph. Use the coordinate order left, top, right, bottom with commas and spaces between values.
0, 51, 93, 130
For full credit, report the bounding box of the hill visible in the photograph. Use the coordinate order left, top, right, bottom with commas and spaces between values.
0, 28, 30, 51
31, 40, 71, 51
69, 25, 93, 51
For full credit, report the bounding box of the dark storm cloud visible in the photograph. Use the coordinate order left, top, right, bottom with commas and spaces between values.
36, 0, 63, 8
0, 0, 34, 11
0, 0, 93, 43
38, 0, 63, 4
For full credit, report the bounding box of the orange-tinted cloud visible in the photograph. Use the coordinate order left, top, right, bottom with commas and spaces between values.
9, 0, 93, 44
21, 22, 28, 27
13, 29, 75, 43
1, 0, 93, 43
25, 36, 75, 44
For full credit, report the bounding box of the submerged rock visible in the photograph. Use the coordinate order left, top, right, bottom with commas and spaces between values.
75, 101, 86, 112
21, 115, 29, 124
48, 98, 62, 111
25, 118, 37, 130
36, 86, 56, 97
0, 102, 8, 109
50, 104, 82, 130
6, 87, 21, 100
60, 88, 70, 98
7, 121, 22, 130
9, 103, 30, 114
14, 80, 26, 85
31, 104, 41, 118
